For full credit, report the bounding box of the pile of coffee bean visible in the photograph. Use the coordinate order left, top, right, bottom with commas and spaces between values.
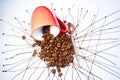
33, 26, 75, 76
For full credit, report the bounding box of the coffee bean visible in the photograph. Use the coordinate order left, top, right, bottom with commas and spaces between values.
58, 72, 62, 77
52, 53, 57, 57
57, 43, 61, 47
46, 35, 51, 40
57, 68, 61, 72
22, 35, 26, 40
49, 34, 54, 38
49, 39, 54, 43
44, 57, 50, 61
32, 50, 37, 57
51, 69, 56, 74
34, 26, 75, 77
32, 43, 37, 47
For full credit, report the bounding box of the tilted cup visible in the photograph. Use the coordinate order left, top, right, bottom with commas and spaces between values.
31, 6, 67, 41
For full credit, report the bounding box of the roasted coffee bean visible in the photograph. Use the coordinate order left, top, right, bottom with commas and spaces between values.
57, 62, 63, 67
44, 57, 50, 61
32, 50, 37, 57
57, 43, 61, 47
58, 57, 63, 62
49, 34, 54, 38
34, 26, 75, 77
52, 53, 57, 57
22, 35, 26, 40
58, 72, 62, 77
39, 54, 44, 59
49, 39, 54, 43
51, 69, 56, 74
57, 68, 61, 73
46, 35, 51, 40
32, 43, 37, 47
47, 63, 51, 67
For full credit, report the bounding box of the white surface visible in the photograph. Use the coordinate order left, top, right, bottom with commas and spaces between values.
0, 0, 120, 80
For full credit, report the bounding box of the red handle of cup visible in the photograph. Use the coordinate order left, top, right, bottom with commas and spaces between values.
57, 17, 67, 33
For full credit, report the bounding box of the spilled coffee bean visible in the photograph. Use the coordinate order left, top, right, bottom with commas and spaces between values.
32, 26, 75, 77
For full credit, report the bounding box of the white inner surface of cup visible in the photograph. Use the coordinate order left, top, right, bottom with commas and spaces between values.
32, 26, 60, 41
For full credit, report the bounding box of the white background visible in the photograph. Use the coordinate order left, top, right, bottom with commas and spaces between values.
0, 0, 120, 80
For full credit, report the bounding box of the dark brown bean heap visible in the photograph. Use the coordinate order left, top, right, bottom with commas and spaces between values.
34, 26, 75, 76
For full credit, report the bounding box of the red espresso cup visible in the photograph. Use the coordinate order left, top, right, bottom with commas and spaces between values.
31, 6, 67, 41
